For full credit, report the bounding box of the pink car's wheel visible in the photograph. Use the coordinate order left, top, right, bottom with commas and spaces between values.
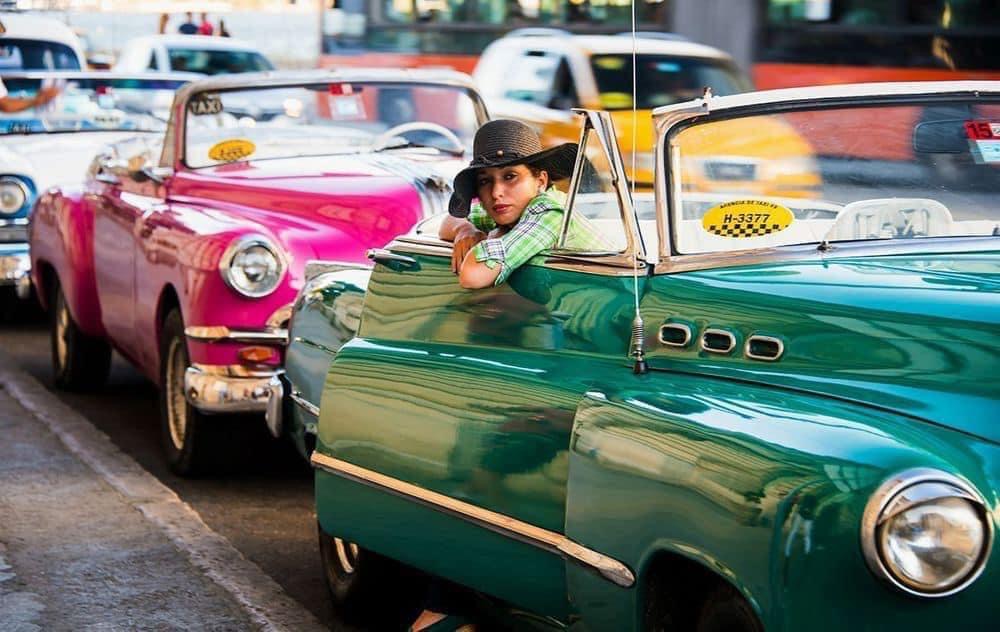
158, 309, 216, 476
49, 281, 111, 391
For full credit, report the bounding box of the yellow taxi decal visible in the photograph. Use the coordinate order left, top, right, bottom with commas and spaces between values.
208, 139, 256, 162
702, 200, 794, 238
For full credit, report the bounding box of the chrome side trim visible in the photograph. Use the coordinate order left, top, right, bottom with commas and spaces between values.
290, 390, 320, 417
860, 468, 993, 598
745, 335, 784, 362
701, 328, 735, 354
658, 322, 692, 348
311, 452, 635, 588
185, 326, 288, 345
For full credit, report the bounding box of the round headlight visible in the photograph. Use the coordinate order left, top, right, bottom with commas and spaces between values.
220, 235, 285, 298
0, 177, 30, 215
862, 469, 992, 598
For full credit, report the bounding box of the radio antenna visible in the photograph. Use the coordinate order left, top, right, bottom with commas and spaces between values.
628, 0, 648, 375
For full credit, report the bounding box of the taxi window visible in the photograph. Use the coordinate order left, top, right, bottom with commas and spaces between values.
501, 50, 561, 107
561, 127, 628, 253
590, 54, 750, 110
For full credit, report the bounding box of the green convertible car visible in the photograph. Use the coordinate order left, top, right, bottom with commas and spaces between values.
285, 82, 999, 630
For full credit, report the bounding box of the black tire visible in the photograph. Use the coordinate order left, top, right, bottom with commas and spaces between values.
318, 524, 424, 629
50, 281, 111, 391
696, 584, 763, 632
159, 309, 218, 477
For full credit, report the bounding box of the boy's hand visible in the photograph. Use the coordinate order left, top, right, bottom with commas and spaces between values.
452, 224, 486, 273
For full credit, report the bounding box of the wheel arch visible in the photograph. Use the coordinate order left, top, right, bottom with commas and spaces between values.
155, 284, 182, 362
637, 546, 764, 631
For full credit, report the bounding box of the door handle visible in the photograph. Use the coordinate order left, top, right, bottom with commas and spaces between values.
367, 249, 418, 271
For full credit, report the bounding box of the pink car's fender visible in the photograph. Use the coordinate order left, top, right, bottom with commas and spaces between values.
30, 184, 106, 337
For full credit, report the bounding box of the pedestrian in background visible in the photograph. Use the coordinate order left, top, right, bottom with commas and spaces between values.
218, 19, 231, 37
178, 12, 198, 35
157, 12, 169, 35
198, 12, 214, 36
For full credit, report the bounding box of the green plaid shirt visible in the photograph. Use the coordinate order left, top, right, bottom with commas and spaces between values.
467, 190, 613, 286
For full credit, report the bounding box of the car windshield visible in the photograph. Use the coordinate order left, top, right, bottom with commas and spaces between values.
0, 73, 191, 135
184, 80, 482, 168
590, 54, 751, 110
0, 38, 80, 70
668, 97, 1000, 254
167, 48, 274, 75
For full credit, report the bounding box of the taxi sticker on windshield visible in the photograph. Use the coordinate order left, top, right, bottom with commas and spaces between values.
702, 200, 793, 238
965, 120, 1000, 164
208, 138, 256, 162
188, 93, 223, 116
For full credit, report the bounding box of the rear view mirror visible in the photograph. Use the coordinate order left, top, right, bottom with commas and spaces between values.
913, 119, 968, 154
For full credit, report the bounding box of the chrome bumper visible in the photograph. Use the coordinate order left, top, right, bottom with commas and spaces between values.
0, 248, 31, 299
183, 364, 284, 437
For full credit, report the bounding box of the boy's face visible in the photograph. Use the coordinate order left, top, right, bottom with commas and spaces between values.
475, 165, 548, 227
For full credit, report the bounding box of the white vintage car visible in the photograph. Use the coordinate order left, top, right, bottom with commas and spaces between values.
0, 71, 195, 303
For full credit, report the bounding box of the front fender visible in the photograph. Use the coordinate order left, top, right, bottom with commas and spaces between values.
29, 185, 104, 335
563, 372, 998, 631
284, 261, 372, 459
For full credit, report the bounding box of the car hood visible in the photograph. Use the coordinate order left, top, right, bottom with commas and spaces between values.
649, 250, 1000, 443
3, 131, 148, 193
169, 152, 462, 262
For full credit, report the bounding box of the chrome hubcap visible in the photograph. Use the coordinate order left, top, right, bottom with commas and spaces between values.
334, 538, 359, 574
165, 337, 188, 451
55, 295, 69, 370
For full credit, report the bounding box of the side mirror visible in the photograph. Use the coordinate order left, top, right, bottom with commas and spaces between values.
134, 166, 174, 184
913, 119, 969, 154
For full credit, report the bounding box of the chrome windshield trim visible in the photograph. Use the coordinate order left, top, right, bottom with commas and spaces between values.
311, 451, 635, 588
185, 326, 288, 345
653, 236, 1000, 275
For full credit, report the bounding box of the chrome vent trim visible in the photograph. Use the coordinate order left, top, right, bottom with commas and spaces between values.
701, 328, 736, 354
658, 322, 692, 348
745, 335, 784, 361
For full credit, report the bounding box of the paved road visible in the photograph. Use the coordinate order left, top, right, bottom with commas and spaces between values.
0, 313, 344, 630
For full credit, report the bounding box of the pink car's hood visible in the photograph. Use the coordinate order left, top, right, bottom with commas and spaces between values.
168, 153, 460, 264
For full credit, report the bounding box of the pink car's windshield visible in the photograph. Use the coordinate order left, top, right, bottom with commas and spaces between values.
184, 81, 482, 168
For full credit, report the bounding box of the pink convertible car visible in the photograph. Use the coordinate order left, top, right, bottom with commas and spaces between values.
30, 69, 488, 475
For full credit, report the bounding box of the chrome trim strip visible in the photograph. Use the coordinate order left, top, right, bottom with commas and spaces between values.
860, 468, 993, 598
185, 325, 288, 345
658, 323, 692, 348
290, 390, 320, 418
189, 362, 282, 378
701, 328, 735, 354
311, 452, 635, 588
0, 218, 30, 226
745, 335, 784, 362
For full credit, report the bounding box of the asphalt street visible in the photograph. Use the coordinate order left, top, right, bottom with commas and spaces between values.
0, 313, 347, 630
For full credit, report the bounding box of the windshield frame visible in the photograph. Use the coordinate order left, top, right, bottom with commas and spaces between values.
167, 71, 491, 170
651, 82, 1000, 274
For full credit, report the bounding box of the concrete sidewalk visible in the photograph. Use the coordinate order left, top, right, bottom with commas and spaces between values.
0, 360, 327, 631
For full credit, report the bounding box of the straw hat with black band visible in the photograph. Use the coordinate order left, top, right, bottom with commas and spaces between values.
449, 119, 578, 218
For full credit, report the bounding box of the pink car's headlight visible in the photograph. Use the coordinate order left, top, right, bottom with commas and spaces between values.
219, 234, 286, 298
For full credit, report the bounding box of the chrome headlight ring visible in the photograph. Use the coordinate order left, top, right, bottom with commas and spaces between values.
219, 234, 287, 298
0, 176, 32, 216
861, 468, 992, 598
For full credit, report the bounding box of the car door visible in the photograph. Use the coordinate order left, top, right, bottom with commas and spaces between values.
315, 112, 646, 618
91, 140, 163, 359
